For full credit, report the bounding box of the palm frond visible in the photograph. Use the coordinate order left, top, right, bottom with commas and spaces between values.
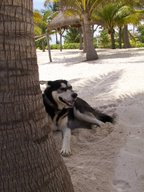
89, 0, 105, 16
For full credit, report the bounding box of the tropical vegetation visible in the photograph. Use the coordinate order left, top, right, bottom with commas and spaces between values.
34, 0, 144, 59
34, 9, 52, 51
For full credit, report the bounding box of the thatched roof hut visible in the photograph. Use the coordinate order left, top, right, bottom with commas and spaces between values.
48, 11, 81, 31
46, 11, 100, 62
46, 11, 82, 62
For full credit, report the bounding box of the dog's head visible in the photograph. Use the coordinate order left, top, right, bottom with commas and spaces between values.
42, 80, 77, 110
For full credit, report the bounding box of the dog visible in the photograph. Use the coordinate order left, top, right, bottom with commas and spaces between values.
41, 79, 114, 156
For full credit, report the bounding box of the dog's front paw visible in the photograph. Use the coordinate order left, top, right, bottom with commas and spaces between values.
61, 127, 72, 157
60, 148, 72, 157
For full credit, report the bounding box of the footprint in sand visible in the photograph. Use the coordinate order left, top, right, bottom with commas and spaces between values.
112, 180, 131, 192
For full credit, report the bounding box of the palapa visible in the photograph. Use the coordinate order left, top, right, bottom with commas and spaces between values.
48, 11, 81, 30
46, 11, 81, 62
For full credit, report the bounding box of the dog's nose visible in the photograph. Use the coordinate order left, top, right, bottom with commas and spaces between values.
72, 93, 77, 98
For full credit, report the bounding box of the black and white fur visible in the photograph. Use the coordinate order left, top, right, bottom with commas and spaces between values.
41, 80, 114, 156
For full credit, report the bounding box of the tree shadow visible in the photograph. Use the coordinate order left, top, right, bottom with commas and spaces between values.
72, 70, 123, 94
70, 68, 144, 118
98, 48, 144, 60
38, 48, 144, 66
61, 48, 144, 66
57, 50, 83, 55
128, 60, 144, 64
50, 50, 86, 64
70, 74, 144, 126
68, 70, 124, 115
39, 54, 85, 65
113, 92, 144, 132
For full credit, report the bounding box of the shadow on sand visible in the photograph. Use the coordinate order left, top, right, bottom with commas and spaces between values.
39, 48, 144, 66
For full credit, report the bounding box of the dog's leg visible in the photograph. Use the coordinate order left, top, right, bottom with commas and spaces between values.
74, 107, 104, 126
60, 127, 72, 157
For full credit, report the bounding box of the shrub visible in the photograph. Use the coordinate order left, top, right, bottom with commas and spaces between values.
130, 40, 144, 48
98, 29, 111, 48
50, 43, 80, 49
63, 43, 80, 49
50, 44, 60, 49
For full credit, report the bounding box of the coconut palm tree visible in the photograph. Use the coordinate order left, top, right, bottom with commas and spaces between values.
34, 10, 52, 51
118, 0, 144, 48
115, 0, 144, 48
0, 1, 74, 191
93, 2, 134, 49
45, 0, 106, 60
44, 2, 60, 44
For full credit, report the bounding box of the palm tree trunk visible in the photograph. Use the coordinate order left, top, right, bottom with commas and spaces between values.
42, 40, 45, 52
79, 27, 83, 50
110, 29, 116, 49
123, 25, 131, 48
82, 13, 98, 60
0, 1, 74, 192
59, 29, 63, 51
81, 23, 87, 52
118, 27, 122, 49
46, 31, 52, 62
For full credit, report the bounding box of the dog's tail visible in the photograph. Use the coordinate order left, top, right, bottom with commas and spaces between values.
94, 110, 116, 124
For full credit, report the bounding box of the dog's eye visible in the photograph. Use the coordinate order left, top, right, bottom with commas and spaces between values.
60, 87, 67, 91
67, 86, 72, 90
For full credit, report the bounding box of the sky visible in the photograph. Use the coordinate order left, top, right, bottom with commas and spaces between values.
33, 0, 45, 10
33, 0, 58, 44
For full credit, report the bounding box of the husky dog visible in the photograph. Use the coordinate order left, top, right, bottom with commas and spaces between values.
41, 80, 114, 156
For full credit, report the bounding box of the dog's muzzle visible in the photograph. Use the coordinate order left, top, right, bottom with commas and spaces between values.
71, 92, 77, 99
59, 92, 77, 107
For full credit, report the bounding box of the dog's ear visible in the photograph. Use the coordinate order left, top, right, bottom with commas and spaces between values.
40, 83, 48, 93
39, 81, 52, 93
39, 80, 48, 85
47, 81, 53, 87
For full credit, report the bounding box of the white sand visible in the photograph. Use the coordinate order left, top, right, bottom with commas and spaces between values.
37, 48, 144, 192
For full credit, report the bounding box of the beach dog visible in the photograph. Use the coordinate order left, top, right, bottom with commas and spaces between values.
41, 79, 114, 156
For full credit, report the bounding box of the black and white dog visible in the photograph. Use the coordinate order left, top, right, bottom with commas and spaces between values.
41, 80, 114, 156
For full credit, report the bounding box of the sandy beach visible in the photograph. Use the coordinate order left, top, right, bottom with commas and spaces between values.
37, 48, 144, 192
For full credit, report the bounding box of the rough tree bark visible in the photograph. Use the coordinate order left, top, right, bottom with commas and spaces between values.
82, 13, 98, 60
109, 29, 116, 49
0, 1, 74, 192
118, 26, 122, 49
123, 25, 131, 48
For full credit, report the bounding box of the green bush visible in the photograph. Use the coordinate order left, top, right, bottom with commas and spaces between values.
63, 43, 80, 49
137, 25, 144, 43
50, 44, 60, 49
98, 29, 111, 48
50, 43, 80, 49
35, 38, 47, 50
130, 40, 144, 48
64, 28, 80, 43
93, 38, 98, 48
